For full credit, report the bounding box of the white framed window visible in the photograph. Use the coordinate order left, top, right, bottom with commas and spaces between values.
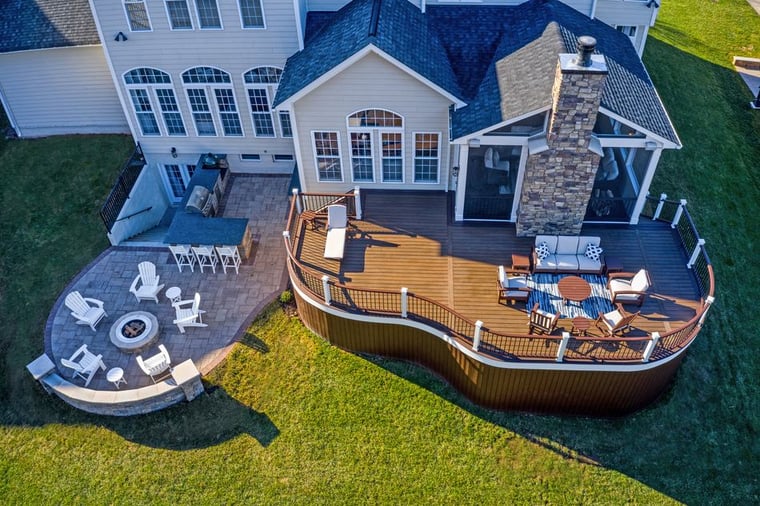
413, 132, 440, 183
182, 67, 241, 137
124, 0, 152, 31
350, 132, 374, 182
124, 68, 185, 137
243, 67, 282, 137
381, 132, 403, 182
346, 109, 403, 183
238, 0, 265, 28
194, 0, 222, 29
279, 111, 293, 138
312, 131, 343, 182
161, 164, 196, 201
165, 0, 193, 29
616, 25, 638, 45
240, 153, 261, 161
273, 154, 294, 162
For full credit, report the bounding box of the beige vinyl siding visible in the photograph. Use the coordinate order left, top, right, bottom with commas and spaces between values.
0, 46, 127, 138
292, 52, 453, 193
91, 0, 300, 171
594, 0, 655, 52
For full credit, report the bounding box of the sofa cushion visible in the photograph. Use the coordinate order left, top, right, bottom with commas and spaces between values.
577, 255, 602, 273
630, 269, 650, 292
553, 254, 579, 271
556, 236, 579, 255
585, 243, 603, 262
535, 242, 551, 260
535, 235, 557, 253
576, 236, 601, 255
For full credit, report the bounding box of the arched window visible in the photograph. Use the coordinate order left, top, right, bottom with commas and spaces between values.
243, 67, 287, 137
181, 67, 242, 136
123, 68, 185, 137
346, 109, 404, 183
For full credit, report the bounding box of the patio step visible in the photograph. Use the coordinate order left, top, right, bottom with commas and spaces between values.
122, 225, 169, 246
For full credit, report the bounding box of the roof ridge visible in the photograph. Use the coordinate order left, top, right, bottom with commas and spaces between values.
368, 0, 382, 37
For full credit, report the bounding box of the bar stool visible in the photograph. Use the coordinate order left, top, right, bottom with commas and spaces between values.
168, 244, 196, 273
191, 245, 219, 273
215, 245, 241, 274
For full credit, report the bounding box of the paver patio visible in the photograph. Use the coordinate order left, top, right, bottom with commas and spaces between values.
45, 174, 291, 391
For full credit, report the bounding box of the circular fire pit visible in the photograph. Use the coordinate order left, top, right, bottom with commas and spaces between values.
109, 311, 159, 352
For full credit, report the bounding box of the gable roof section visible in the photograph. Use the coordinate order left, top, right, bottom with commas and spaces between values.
443, 0, 679, 146
0, 0, 100, 53
274, 0, 462, 107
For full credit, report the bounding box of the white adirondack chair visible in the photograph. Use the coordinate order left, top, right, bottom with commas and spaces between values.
129, 261, 165, 303
64, 291, 107, 331
173, 292, 208, 333
60, 344, 106, 387
136, 344, 172, 383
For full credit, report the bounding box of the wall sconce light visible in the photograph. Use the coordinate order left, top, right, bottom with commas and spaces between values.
114, 31, 128, 42
646, 0, 659, 8
171, 147, 178, 158
468, 138, 481, 148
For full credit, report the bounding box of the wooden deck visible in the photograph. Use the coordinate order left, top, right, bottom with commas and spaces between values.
294, 191, 702, 339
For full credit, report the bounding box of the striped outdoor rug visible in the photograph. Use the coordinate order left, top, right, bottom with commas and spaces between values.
527, 274, 614, 319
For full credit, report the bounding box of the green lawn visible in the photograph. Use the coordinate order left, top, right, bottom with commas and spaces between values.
1, 0, 758, 502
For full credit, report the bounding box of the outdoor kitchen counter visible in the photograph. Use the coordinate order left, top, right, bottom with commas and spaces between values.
164, 167, 253, 258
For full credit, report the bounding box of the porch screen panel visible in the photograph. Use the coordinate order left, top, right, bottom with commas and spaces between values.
381, 132, 403, 182
186, 88, 216, 136
350, 133, 374, 182
313, 132, 342, 182
414, 133, 440, 183
129, 89, 160, 135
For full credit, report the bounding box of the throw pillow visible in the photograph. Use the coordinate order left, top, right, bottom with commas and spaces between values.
585, 244, 603, 262
535, 242, 551, 261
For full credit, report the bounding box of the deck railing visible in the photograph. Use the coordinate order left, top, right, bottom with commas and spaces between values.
284, 190, 715, 366
100, 143, 146, 233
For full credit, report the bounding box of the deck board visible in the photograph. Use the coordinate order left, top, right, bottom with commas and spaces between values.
296, 191, 702, 338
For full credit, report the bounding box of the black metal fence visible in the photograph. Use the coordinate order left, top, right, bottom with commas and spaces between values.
100, 144, 146, 233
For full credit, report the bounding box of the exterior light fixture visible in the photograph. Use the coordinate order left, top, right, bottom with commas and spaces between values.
171, 147, 178, 158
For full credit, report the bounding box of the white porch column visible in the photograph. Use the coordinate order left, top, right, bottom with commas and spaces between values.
354, 186, 362, 219
454, 144, 469, 221
472, 320, 483, 352
630, 147, 662, 224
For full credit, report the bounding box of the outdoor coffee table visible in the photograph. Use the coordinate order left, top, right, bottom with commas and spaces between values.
106, 367, 127, 389
558, 276, 592, 306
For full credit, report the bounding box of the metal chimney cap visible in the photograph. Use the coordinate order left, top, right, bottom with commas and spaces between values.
574, 36, 597, 67
578, 36, 597, 51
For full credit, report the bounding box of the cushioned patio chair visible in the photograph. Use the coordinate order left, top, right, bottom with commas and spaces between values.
595, 304, 640, 336
60, 344, 106, 387
129, 261, 165, 303
64, 291, 107, 331
173, 292, 208, 333
136, 344, 172, 383
528, 303, 560, 335
497, 265, 530, 305
608, 269, 650, 306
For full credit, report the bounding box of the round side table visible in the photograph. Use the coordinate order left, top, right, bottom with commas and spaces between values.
106, 367, 127, 389
165, 286, 182, 305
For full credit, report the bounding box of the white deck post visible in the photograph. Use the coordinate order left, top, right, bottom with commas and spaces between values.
282, 230, 290, 247
292, 188, 302, 214
699, 296, 716, 326
556, 332, 571, 362
652, 193, 667, 220
642, 332, 661, 362
321, 275, 331, 305
354, 186, 362, 219
687, 239, 706, 269
671, 199, 687, 228
473, 320, 483, 351
400, 287, 408, 317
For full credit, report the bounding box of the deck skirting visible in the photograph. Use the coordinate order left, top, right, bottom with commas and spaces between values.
294, 287, 683, 416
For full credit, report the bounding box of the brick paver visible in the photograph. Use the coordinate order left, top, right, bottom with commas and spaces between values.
45, 175, 291, 391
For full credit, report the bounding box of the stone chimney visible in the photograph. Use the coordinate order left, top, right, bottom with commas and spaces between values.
516, 37, 608, 237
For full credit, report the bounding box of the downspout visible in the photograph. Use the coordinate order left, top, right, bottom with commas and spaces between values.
589, 0, 598, 19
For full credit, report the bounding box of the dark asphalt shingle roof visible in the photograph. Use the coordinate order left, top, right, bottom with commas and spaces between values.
275, 0, 462, 107
0, 0, 100, 53
277, 0, 679, 145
